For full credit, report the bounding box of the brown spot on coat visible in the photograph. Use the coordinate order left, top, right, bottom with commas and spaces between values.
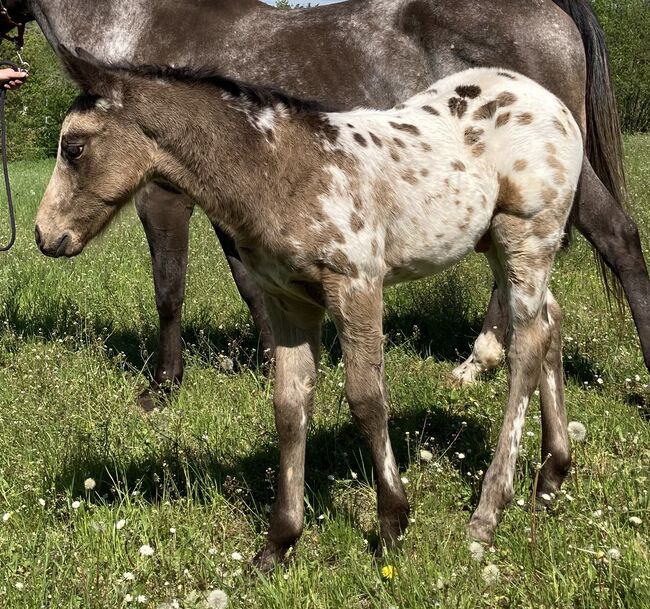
496, 175, 525, 213
496, 92, 517, 107
472, 143, 486, 157
464, 127, 484, 146
455, 85, 482, 99
421, 168, 430, 177
350, 213, 365, 233
401, 169, 418, 185
421, 142, 432, 152
452, 160, 466, 172
369, 132, 383, 147
513, 159, 528, 171
553, 117, 568, 136
390, 121, 421, 136
353, 133, 368, 147
448, 97, 468, 119
546, 154, 567, 185
473, 100, 498, 121
495, 112, 511, 127
517, 112, 534, 125
390, 148, 401, 162
422, 105, 439, 115
393, 137, 405, 148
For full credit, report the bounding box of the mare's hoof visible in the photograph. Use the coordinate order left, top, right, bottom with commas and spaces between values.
450, 359, 482, 387
251, 544, 286, 575
467, 516, 495, 545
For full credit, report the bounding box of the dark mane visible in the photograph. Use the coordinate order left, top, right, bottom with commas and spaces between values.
118, 63, 338, 115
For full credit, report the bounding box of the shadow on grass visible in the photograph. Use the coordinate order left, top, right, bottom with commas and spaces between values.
50, 402, 491, 536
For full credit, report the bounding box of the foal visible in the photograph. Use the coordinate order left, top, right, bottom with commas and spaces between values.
36, 50, 583, 568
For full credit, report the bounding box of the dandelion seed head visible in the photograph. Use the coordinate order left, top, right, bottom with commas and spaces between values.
607, 548, 621, 561
469, 541, 484, 562
84, 478, 96, 491
567, 421, 587, 442
139, 544, 155, 557
629, 516, 642, 527
230, 551, 243, 561
115, 519, 127, 530
206, 589, 229, 609
71, 500, 81, 510
420, 449, 433, 463
482, 563, 500, 585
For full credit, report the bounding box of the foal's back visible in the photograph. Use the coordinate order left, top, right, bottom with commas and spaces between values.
318, 68, 583, 286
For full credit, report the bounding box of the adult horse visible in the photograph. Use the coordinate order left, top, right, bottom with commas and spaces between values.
3, 0, 647, 403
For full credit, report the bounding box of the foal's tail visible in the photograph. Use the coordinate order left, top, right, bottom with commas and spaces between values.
552, 0, 626, 303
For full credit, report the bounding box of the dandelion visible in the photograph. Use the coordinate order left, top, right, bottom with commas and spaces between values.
208, 547, 218, 556
169, 527, 176, 535
481, 563, 500, 585
2, 512, 11, 522
516, 499, 526, 507
607, 548, 622, 561
206, 589, 229, 609
139, 544, 155, 557
122, 572, 136, 581
15, 582, 24, 590
38, 499, 46, 507
420, 449, 433, 463
381, 565, 396, 581
230, 551, 243, 561
469, 541, 484, 562
137, 595, 148, 604
457, 452, 466, 460
629, 516, 643, 527
115, 519, 127, 530
592, 510, 603, 518
401, 477, 409, 485
84, 478, 97, 491
71, 500, 81, 510
125, 594, 133, 603
567, 421, 587, 442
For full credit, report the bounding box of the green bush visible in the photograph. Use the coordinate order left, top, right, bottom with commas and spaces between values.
0, 3, 646, 162
593, 0, 650, 133
0, 26, 76, 161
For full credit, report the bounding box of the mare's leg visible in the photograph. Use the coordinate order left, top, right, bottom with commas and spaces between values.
536, 291, 571, 503
469, 228, 557, 544
254, 294, 323, 571
326, 276, 409, 548
574, 159, 650, 372
451, 285, 506, 385
135, 183, 194, 410
211, 224, 275, 358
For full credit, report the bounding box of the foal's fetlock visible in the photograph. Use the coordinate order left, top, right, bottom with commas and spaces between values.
378, 499, 410, 550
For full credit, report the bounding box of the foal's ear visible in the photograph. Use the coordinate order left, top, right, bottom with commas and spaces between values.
58, 46, 124, 108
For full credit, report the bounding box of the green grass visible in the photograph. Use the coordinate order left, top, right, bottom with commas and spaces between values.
0, 137, 649, 609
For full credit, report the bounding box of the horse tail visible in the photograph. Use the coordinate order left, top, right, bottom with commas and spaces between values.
551, 0, 626, 303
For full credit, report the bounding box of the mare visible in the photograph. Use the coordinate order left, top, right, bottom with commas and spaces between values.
1, 0, 646, 407
35, 50, 583, 568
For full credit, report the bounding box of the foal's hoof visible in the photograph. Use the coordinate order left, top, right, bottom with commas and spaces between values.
467, 516, 495, 545
137, 388, 159, 413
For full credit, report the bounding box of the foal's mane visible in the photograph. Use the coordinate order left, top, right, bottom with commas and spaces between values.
124, 63, 336, 115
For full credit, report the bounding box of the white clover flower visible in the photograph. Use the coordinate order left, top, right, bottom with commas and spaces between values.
169, 527, 176, 535
629, 516, 642, 527
84, 478, 96, 491
607, 548, 622, 561
516, 499, 526, 507
420, 450, 434, 463
125, 594, 133, 603
469, 541, 484, 562
15, 582, 24, 590
71, 500, 81, 510
2, 512, 11, 522
115, 519, 127, 530
139, 544, 155, 557
137, 595, 148, 604
206, 589, 229, 609
230, 551, 243, 561
38, 498, 46, 507
567, 421, 587, 442
482, 563, 500, 585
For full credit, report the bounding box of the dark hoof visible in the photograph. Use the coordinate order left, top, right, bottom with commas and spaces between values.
137, 382, 175, 413
467, 516, 495, 545
251, 544, 286, 575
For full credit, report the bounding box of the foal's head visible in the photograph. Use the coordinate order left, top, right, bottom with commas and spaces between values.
35, 49, 156, 257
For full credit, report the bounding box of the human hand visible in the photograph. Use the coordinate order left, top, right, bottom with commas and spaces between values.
0, 68, 27, 90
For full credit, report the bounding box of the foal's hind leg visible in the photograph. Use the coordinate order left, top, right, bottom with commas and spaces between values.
254, 294, 323, 571
451, 285, 506, 385
469, 227, 557, 544
326, 276, 410, 548
536, 291, 571, 503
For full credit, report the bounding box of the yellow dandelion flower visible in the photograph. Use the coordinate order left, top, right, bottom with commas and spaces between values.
381, 565, 396, 581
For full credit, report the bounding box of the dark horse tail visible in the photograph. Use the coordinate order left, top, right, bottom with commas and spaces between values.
552, 0, 626, 302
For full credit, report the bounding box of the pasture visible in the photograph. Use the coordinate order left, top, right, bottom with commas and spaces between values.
0, 135, 648, 608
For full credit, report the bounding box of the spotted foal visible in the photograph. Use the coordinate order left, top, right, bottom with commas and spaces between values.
36, 50, 583, 567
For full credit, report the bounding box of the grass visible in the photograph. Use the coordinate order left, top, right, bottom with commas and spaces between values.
0, 136, 649, 609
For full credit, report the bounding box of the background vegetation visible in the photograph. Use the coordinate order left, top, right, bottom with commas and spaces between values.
0, 0, 647, 161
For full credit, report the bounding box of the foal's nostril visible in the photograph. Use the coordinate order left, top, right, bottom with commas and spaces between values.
54, 232, 70, 257
34, 225, 42, 247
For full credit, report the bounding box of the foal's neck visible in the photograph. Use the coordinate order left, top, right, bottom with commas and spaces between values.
133, 78, 314, 243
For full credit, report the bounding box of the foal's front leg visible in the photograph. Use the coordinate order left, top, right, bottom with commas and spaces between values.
326, 277, 410, 548
254, 295, 323, 572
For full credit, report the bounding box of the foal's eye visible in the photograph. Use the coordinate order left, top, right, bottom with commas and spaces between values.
63, 144, 84, 161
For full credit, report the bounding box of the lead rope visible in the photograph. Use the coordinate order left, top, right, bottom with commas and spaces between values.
0, 59, 21, 251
